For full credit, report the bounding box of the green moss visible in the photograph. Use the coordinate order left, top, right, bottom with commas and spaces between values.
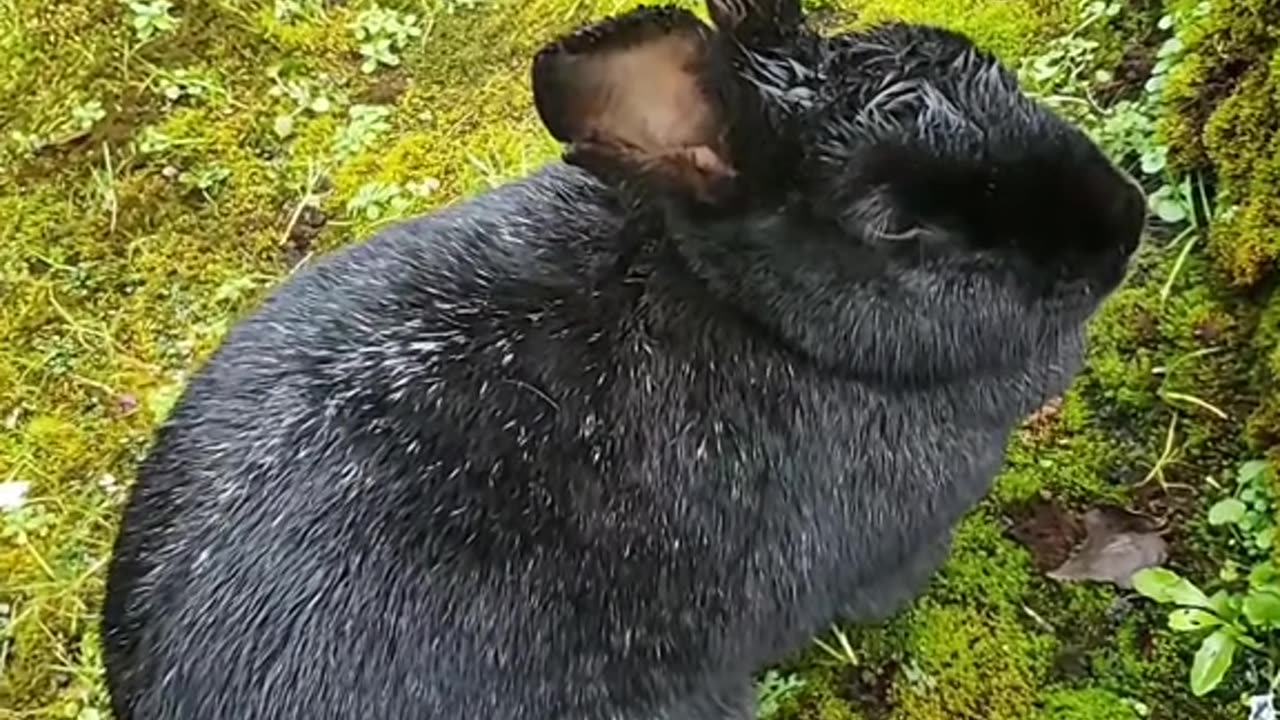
833, 0, 1075, 61
1086, 615, 1240, 719
891, 602, 1055, 719
1034, 687, 1142, 720
1159, 0, 1280, 454
769, 667, 867, 720
932, 511, 1036, 609
997, 424, 1127, 505
1203, 64, 1280, 288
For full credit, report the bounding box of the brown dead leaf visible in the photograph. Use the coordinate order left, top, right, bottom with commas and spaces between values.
1045, 505, 1168, 590
1007, 499, 1085, 572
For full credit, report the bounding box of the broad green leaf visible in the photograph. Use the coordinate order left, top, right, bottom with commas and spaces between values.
1140, 148, 1167, 175
1190, 629, 1236, 696
1237, 460, 1272, 486
1207, 498, 1247, 525
1168, 608, 1222, 632
1150, 191, 1187, 223
1243, 590, 1280, 629
1157, 37, 1184, 58
1248, 562, 1278, 590
1208, 589, 1234, 619
1132, 567, 1213, 608
1256, 527, 1275, 550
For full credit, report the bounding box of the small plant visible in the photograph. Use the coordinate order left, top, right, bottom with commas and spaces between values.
440, 0, 487, 13
1131, 460, 1280, 698
267, 69, 336, 139
274, 0, 324, 22
1018, 0, 1120, 105
345, 181, 413, 222
1208, 459, 1276, 557
135, 126, 178, 156
755, 670, 806, 719
350, 5, 423, 74
344, 178, 439, 226
178, 164, 232, 201
7, 99, 107, 155
1132, 562, 1280, 697
122, 0, 179, 43
9, 129, 47, 155
333, 104, 393, 158
134, 124, 207, 160
71, 100, 106, 134
155, 69, 221, 104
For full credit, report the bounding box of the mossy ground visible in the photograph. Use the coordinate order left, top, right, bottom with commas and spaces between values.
0, 0, 1274, 718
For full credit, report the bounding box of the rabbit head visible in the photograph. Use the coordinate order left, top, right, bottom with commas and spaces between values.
532, 1, 1146, 382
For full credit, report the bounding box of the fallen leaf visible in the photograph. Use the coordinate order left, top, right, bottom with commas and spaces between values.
1046, 506, 1168, 589
1007, 499, 1084, 571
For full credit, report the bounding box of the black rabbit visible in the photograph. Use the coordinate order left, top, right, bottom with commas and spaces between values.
101, 1, 1146, 718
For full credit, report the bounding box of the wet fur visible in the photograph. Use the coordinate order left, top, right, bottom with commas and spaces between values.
101, 5, 1145, 720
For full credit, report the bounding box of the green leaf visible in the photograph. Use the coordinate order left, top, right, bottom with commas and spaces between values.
1243, 589, 1280, 628
1208, 498, 1247, 525
1157, 37, 1184, 58
1132, 568, 1213, 608
1140, 148, 1167, 175
1189, 629, 1236, 696
1256, 527, 1275, 550
1237, 460, 1271, 486
1149, 188, 1187, 223
1248, 561, 1277, 589
1167, 608, 1222, 632
1207, 589, 1234, 619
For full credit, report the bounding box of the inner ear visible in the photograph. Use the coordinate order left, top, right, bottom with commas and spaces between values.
706, 0, 803, 46
531, 6, 738, 202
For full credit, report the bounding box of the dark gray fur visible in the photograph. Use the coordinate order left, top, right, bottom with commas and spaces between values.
101, 2, 1145, 718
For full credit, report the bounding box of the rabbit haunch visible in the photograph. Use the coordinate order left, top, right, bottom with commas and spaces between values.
100, 1, 1145, 719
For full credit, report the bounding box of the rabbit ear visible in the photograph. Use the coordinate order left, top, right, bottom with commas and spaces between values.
531, 6, 739, 204
706, 0, 803, 46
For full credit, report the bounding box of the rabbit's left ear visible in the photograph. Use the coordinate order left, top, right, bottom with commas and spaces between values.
532, 6, 739, 204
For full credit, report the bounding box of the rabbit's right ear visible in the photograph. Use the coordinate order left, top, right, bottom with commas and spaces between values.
532, 7, 740, 204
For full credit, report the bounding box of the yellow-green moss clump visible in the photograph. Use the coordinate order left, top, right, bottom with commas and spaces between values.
1033, 687, 1144, 720
891, 603, 1056, 719
811, 0, 1074, 61
1158, 0, 1280, 455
